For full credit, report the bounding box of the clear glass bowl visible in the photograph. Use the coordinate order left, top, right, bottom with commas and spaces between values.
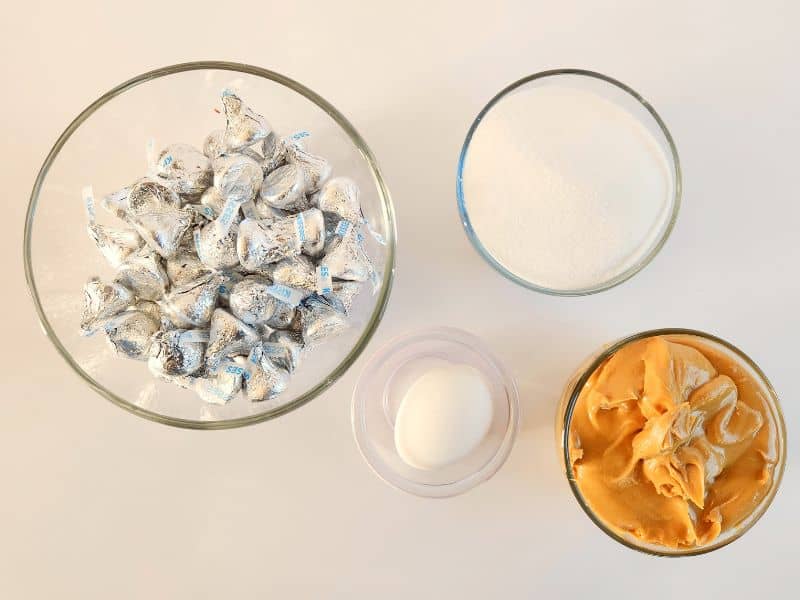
23, 61, 396, 429
556, 328, 787, 556
352, 328, 519, 498
456, 69, 681, 296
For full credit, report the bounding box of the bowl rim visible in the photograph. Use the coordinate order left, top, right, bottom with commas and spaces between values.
560, 327, 788, 556
456, 68, 682, 296
23, 60, 397, 430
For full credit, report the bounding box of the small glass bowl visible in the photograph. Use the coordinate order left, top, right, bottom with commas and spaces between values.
557, 328, 787, 556
352, 328, 519, 498
456, 69, 681, 296
23, 61, 396, 429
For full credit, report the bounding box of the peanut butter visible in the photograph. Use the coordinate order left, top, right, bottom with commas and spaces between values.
568, 335, 781, 548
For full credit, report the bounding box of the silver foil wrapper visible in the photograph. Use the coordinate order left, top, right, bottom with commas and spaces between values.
194, 219, 240, 270
240, 147, 264, 164
267, 330, 304, 373
236, 216, 302, 270
240, 199, 259, 220
324, 281, 362, 315
320, 228, 374, 282
286, 143, 331, 192
194, 362, 243, 405
114, 251, 169, 301
229, 277, 277, 325
317, 177, 362, 224
205, 308, 261, 371
269, 255, 316, 293
213, 154, 263, 204
265, 300, 296, 330
101, 186, 131, 219
261, 131, 287, 174
158, 313, 179, 332
222, 91, 271, 152
150, 370, 197, 390
203, 129, 225, 160
132, 300, 162, 323
179, 191, 203, 206
183, 203, 215, 224
177, 224, 198, 253
130, 206, 192, 259
299, 207, 325, 257
200, 186, 226, 219
87, 223, 142, 267
252, 202, 290, 222
253, 323, 276, 339
323, 213, 347, 239
126, 180, 192, 259
165, 251, 211, 287
237, 355, 266, 402
259, 163, 308, 210
243, 345, 289, 402
126, 178, 181, 211
148, 328, 208, 377
161, 273, 221, 328
156, 144, 213, 195
104, 310, 159, 360
80, 277, 134, 334
216, 270, 245, 307
299, 297, 348, 345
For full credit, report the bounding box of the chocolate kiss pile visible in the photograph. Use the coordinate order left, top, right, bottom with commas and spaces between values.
80, 91, 379, 405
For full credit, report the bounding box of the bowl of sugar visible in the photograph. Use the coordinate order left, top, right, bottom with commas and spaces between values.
457, 69, 680, 295
352, 328, 519, 497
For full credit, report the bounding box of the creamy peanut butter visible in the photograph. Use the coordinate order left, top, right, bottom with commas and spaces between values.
568, 335, 781, 548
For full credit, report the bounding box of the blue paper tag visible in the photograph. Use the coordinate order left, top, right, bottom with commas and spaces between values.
316, 264, 333, 295
295, 213, 306, 242
219, 199, 238, 229
265, 283, 305, 307
335, 220, 352, 237
82, 185, 96, 223
260, 342, 286, 357
223, 364, 250, 380
248, 348, 260, 365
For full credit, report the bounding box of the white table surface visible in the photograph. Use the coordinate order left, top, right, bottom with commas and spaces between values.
2, 1, 798, 598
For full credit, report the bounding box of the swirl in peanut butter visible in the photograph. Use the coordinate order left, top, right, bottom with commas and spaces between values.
568, 335, 780, 548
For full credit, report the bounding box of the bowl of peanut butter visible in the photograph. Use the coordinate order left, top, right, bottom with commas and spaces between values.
558, 329, 786, 556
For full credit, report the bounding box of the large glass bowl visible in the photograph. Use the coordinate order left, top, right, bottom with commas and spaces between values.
23, 61, 396, 429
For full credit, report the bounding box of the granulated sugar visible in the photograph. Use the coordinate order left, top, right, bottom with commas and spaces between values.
461, 84, 673, 292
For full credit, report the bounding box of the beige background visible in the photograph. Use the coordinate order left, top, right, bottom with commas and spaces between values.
2, 1, 798, 598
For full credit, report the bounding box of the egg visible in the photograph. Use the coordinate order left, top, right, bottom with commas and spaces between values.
394, 363, 493, 471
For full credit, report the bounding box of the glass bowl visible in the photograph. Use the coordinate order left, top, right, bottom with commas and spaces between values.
352, 328, 519, 498
456, 69, 681, 296
23, 61, 396, 429
556, 328, 787, 556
